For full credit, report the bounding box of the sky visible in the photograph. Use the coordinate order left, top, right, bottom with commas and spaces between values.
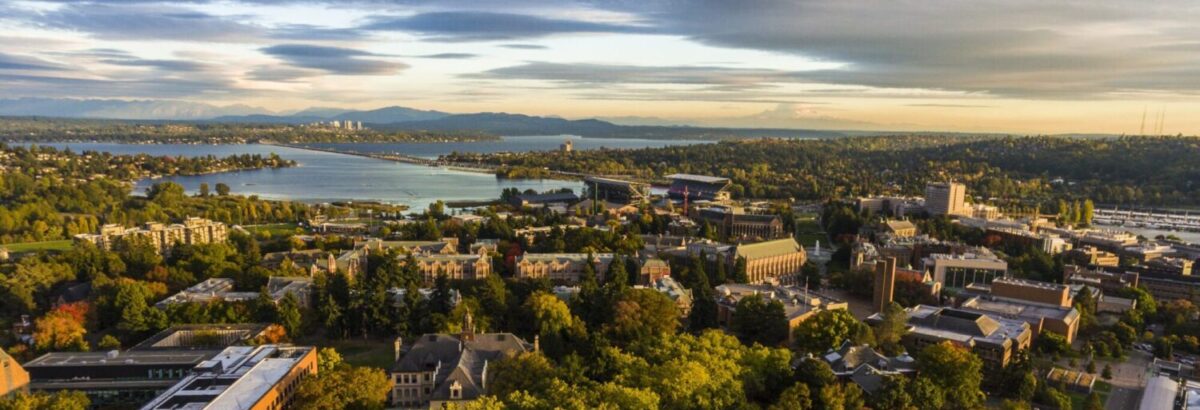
1, 0, 1199, 134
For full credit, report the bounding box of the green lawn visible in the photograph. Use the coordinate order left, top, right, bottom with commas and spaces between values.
1068, 380, 1110, 410
2, 240, 74, 253
794, 213, 827, 247
300, 338, 396, 370
242, 223, 302, 237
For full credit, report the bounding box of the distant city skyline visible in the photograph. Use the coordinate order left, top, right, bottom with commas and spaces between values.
2, 0, 1199, 134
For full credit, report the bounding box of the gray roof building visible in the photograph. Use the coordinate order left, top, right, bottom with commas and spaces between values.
390, 311, 532, 408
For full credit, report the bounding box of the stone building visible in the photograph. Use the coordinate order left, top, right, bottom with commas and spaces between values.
734, 238, 807, 285
413, 248, 493, 285
391, 311, 532, 409
515, 253, 615, 284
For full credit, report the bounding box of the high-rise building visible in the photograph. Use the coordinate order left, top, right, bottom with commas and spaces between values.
873, 258, 897, 313
924, 182, 967, 216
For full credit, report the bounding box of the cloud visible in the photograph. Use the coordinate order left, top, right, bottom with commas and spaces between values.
604, 0, 1200, 98
361, 11, 650, 41
0, 72, 242, 99
418, 53, 478, 59
36, 4, 263, 42
0, 53, 64, 71
260, 44, 407, 75
500, 44, 548, 50
100, 58, 210, 72
269, 24, 366, 41
470, 61, 803, 87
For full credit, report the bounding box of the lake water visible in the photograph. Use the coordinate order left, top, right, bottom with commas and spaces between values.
307, 134, 709, 159
33, 136, 706, 210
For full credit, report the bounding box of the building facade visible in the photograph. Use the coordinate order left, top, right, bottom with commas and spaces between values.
139, 345, 317, 410
924, 182, 967, 216
515, 253, 615, 284
878, 305, 1031, 369
391, 313, 532, 409
695, 206, 785, 241
74, 217, 228, 255
0, 350, 28, 397
413, 249, 493, 284
734, 238, 808, 285
922, 252, 1008, 289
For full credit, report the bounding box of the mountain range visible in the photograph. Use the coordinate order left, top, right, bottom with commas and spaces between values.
0, 97, 851, 139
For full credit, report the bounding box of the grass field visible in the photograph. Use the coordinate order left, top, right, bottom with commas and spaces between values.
299, 337, 397, 370
242, 223, 302, 237
794, 213, 827, 247
1068, 380, 1110, 409
2, 240, 74, 253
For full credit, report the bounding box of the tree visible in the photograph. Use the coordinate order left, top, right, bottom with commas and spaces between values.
293, 365, 391, 410
873, 302, 908, 355
873, 375, 914, 410
526, 292, 575, 336
731, 294, 789, 346
734, 256, 749, 283
1084, 391, 1104, 410
792, 309, 874, 353
199, 182, 210, 197
606, 288, 679, 345
1102, 364, 1113, 380
917, 342, 984, 410
33, 308, 88, 352
486, 352, 560, 399
0, 391, 90, 410
276, 292, 303, 337
316, 347, 343, 375
907, 376, 945, 410
215, 182, 231, 196
768, 383, 812, 410
98, 334, 121, 350
1082, 199, 1095, 225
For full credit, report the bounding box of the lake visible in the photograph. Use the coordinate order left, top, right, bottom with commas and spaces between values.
33, 136, 707, 210
306, 134, 710, 159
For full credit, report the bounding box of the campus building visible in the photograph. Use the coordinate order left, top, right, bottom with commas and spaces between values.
412, 249, 493, 285
694, 206, 785, 241
734, 238, 808, 285
924, 182, 967, 216
515, 253, 615, 284
666, 174, 732, 202
584, 176, 649, 204
25, 325, 273, 408
958, 277, 1081, 343
820, 341, 917, 394
0, 350, 28, 397
391, 311, 532, 409
139, 344, 317, 410
876, 305, 1032, 369
74, 217, 228, 255
156, 277, 313, 309
715, 283, 847, 345
921, 251, 1008, 290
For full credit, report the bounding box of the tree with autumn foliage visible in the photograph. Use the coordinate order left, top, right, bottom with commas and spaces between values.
33, 302, 89, 353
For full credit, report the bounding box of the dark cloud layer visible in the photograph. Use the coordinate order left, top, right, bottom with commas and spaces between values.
37, 4, 263, 41
260, 44, 407, 75
362, 11, 650, 41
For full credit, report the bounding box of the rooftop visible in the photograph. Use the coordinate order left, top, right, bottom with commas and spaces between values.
665, 174, 730, 184
735, 238, 803, 260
